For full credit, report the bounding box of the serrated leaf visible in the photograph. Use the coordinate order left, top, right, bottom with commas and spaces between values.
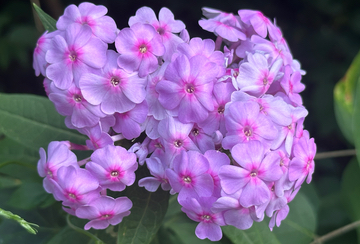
334, 50, 360, 145
32, 3, 57, 32
341, 158, 360, 243
117, 166, 169, 244
0, 94, 87, 151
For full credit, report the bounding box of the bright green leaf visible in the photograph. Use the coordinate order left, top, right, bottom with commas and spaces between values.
32, 3, 57, 32
341, 158, 360, 243
0, 94, 87, 151
117, 166, 170, 244
334, 50, 360, 145
0, 208, 38, 235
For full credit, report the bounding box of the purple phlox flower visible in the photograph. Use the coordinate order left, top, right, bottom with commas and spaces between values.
78, 124, 113, 150
129, 6, 186, 61
291, 59, 306, 75
264, 183, 287, 218
294, 118, 306, 145
76, 195, 132, 230
166, 150, 214, 202
222, 100, 278, 150
33, 30, 59, 76
128, 137, 150, 165
51, 165, 100, 206
199, 7, 246, 42
37, 141, 77, 193
138, 157, 171, 192
80, 50, 147, 115
146, 62, 174, 121
204, 150, 230, 198
86, 145, 138, 191
251, 35, 292, 65
280, 65, 305, 106
189, 124, 215, 153
148, 138, 168, 161
199, 80, 235, 135
180, 29, 190, 43
56, 2, 117, 43
112, 101, 148, 140
236, 52, 283, 97
144, 116, 162, 140
156, 54, 217, 123
99, 115, 116, 133
272, 105, 308, 154
115, 22, 165, 77
219, 141, 283, 207
180, 196, 225, 241
177, 38, 226, 78
269, 186, 300, 230
273, 149, 293, 197
212, 189, 255, 230
238, 10, 273, 38
157, 117, 199, 163
49, 83, 106, 128
288, 135, 316, 188
46, 24, 107, 89
235, 38, 255, 59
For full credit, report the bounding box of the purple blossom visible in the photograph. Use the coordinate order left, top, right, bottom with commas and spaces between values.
33, 31, 59, 76
76, 196, 132, 230
86, 145, 138, 191
46, 24, 107, 89
56, 2, 117, 43
115, 23, 165, 77
138, 157, 171, 192
238, 10, 273, 38
166, 150, 214, 202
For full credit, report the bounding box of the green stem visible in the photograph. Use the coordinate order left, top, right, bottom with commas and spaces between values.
66, 215, 105, 244
315, 149, 356, 160
310, 220, 360, 244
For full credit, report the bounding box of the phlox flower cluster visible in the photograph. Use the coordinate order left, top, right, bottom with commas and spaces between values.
34, 2, 316, 241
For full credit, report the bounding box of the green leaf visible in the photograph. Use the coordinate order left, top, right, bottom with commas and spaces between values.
116, 166, 170, 244
334, 50, 360, 145
341, 158, 360, 243
32, 3, 57, 32
0, 136, 38, 165
353, 78, 360, 168
45, 226, 91, 244
7, 182, 49, 210
0, 94, 87, 151
272, 192, 316, 244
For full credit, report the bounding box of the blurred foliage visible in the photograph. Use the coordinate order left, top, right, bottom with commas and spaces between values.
1, 0, 360, 243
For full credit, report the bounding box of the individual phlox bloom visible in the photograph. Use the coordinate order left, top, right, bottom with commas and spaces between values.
46, 24, 107, 89
51, 165, 100, 206
37, 141, 77, 193
138, 157, 171, 192
180, 196, 225, 241
291, 59, 306, 75
76, 195, 132, 230
204, 150, 230, 198
115, 22, 165, 77
112, 101, 148, 140
236, 52, 283, 97
251, 35, 292, 66
273, 149, 293, 197
199, 7, 246, 42
148, 138, 167, 161
156, 54, 217, 123
86, 145, 138, 191
280, 65, 305, 106
264, 183, 287, 218
222, 100, 278, 150
80, 50, 147, 115
235, 38, 255, 59
189, 124, 215, 153
166, 150, 214, 202
49, 83, 106, 128
219, 141, 283, 207
180, 29, 190, 43
272, 105, 308, 154
33, 30, 59, 76
56, 2, 117, 43
288, 135, 316, 188
129, 6, 186, 61
99, 115, 116, 133
269, 186, 300, 230
212, 190, 254, 230
199, 80, 235, 135
128, 137, 150, 165
144, 116, 161, 140
157, 117, 199, 163
177, 38, 226, 78
78, 124, 113, 150
238, 10, 273, 38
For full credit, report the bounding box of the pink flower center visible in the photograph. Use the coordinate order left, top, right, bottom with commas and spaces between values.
111, 76, 120, 86
111, 170, 119, 177
139, 44, 148, 54
185, 84, 195, 93
218, 106, 225, 114
73, 94, 82, 103
192, 128, 200, 136
69, 51, 77, 62
201, 214, 211, 222
174, 140, 183, 148
243, 126, 253, 138
250, 170, 258, 177
183, 176, 191, 183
